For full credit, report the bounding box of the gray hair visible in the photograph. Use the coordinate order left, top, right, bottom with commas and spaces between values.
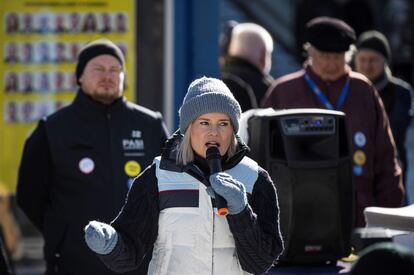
228, 23, 273, 73
176, 124, 237, 166
304, 42, 355, 63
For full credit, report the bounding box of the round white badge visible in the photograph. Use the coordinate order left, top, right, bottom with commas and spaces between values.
354, 132, 366, 148
79, 157, 95, 174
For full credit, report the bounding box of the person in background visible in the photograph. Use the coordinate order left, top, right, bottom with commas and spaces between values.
101, 12, 112, 33
294, 0, 375, 64
218, 20, 239, 66
221, 22, 274, 111
354, 30, 413, 197
54, 71, 66, 92
38, 14, 50, 34
114, 13, 127, 32
5, 102, 18, 123
69, 12, 81, 32
38, 42, 50, 63
84, 77, 284, 275
54, 13, 66, 33
54, 42, 67, 63
5, 72, 19, 93
22, 72, 34, 93
21, 42, 33, 63
21, 72, 35, 93
17, 39, 169, 275
69, 42, 80, 62
21, 13, 34, 33
262, 17, 404, 227
5, 42, 19, 63
5, 12, 19, 33
21, 101, 34, 123
82, 12, 97, 32
38, 72, 50, 93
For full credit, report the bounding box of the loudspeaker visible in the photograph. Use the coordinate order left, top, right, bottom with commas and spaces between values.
245, 108, 353, 263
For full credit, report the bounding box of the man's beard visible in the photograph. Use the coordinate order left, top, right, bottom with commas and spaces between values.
93, 89, 122, 105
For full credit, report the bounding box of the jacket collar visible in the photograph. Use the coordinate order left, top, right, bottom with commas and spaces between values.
222, 56, 264, 76
373, 66, 391, 91
73, 89, 126, 116
305, 64, 350, 86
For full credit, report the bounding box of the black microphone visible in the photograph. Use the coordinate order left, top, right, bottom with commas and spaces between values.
206, 146, 229, 216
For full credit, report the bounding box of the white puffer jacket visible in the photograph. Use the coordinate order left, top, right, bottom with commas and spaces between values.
148, 156, 258, 275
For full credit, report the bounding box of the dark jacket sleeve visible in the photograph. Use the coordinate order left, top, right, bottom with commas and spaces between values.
372, 88, 404, 206
156, 112, 170, 148
226, 167, 284, 274
98, 164, 159, 273
16, 119, 52, 233
390, 84, 412, 172
0, 237, 12, 275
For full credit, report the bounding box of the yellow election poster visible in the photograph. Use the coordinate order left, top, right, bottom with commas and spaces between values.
0, 0, 136, 192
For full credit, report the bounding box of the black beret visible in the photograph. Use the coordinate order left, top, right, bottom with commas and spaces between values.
76, 38, 125, 85
357, 30, 391, 62
306, 16, 356, 52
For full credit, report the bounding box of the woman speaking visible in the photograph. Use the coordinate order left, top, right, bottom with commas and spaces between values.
84, 77, 284, 274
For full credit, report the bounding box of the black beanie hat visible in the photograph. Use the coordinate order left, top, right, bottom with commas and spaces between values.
357, 30, 391, 62
76, 38, 125, 85
306, 16, 356, 52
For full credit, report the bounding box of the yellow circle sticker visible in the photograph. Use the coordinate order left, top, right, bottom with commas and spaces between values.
124, 161, 141, 177
353, 150, 366, 165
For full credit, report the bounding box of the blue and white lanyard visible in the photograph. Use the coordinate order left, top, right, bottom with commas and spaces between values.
304, 72, 350, 110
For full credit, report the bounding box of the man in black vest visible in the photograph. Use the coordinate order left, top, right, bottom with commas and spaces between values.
17, 39, 169, 274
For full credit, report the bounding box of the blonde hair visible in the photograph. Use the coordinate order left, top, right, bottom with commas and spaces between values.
176, 124, 238, 166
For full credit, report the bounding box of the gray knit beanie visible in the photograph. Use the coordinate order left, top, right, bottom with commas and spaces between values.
179, 77, 241, 133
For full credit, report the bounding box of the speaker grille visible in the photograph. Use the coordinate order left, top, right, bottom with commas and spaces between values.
292, 168, 339, 241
